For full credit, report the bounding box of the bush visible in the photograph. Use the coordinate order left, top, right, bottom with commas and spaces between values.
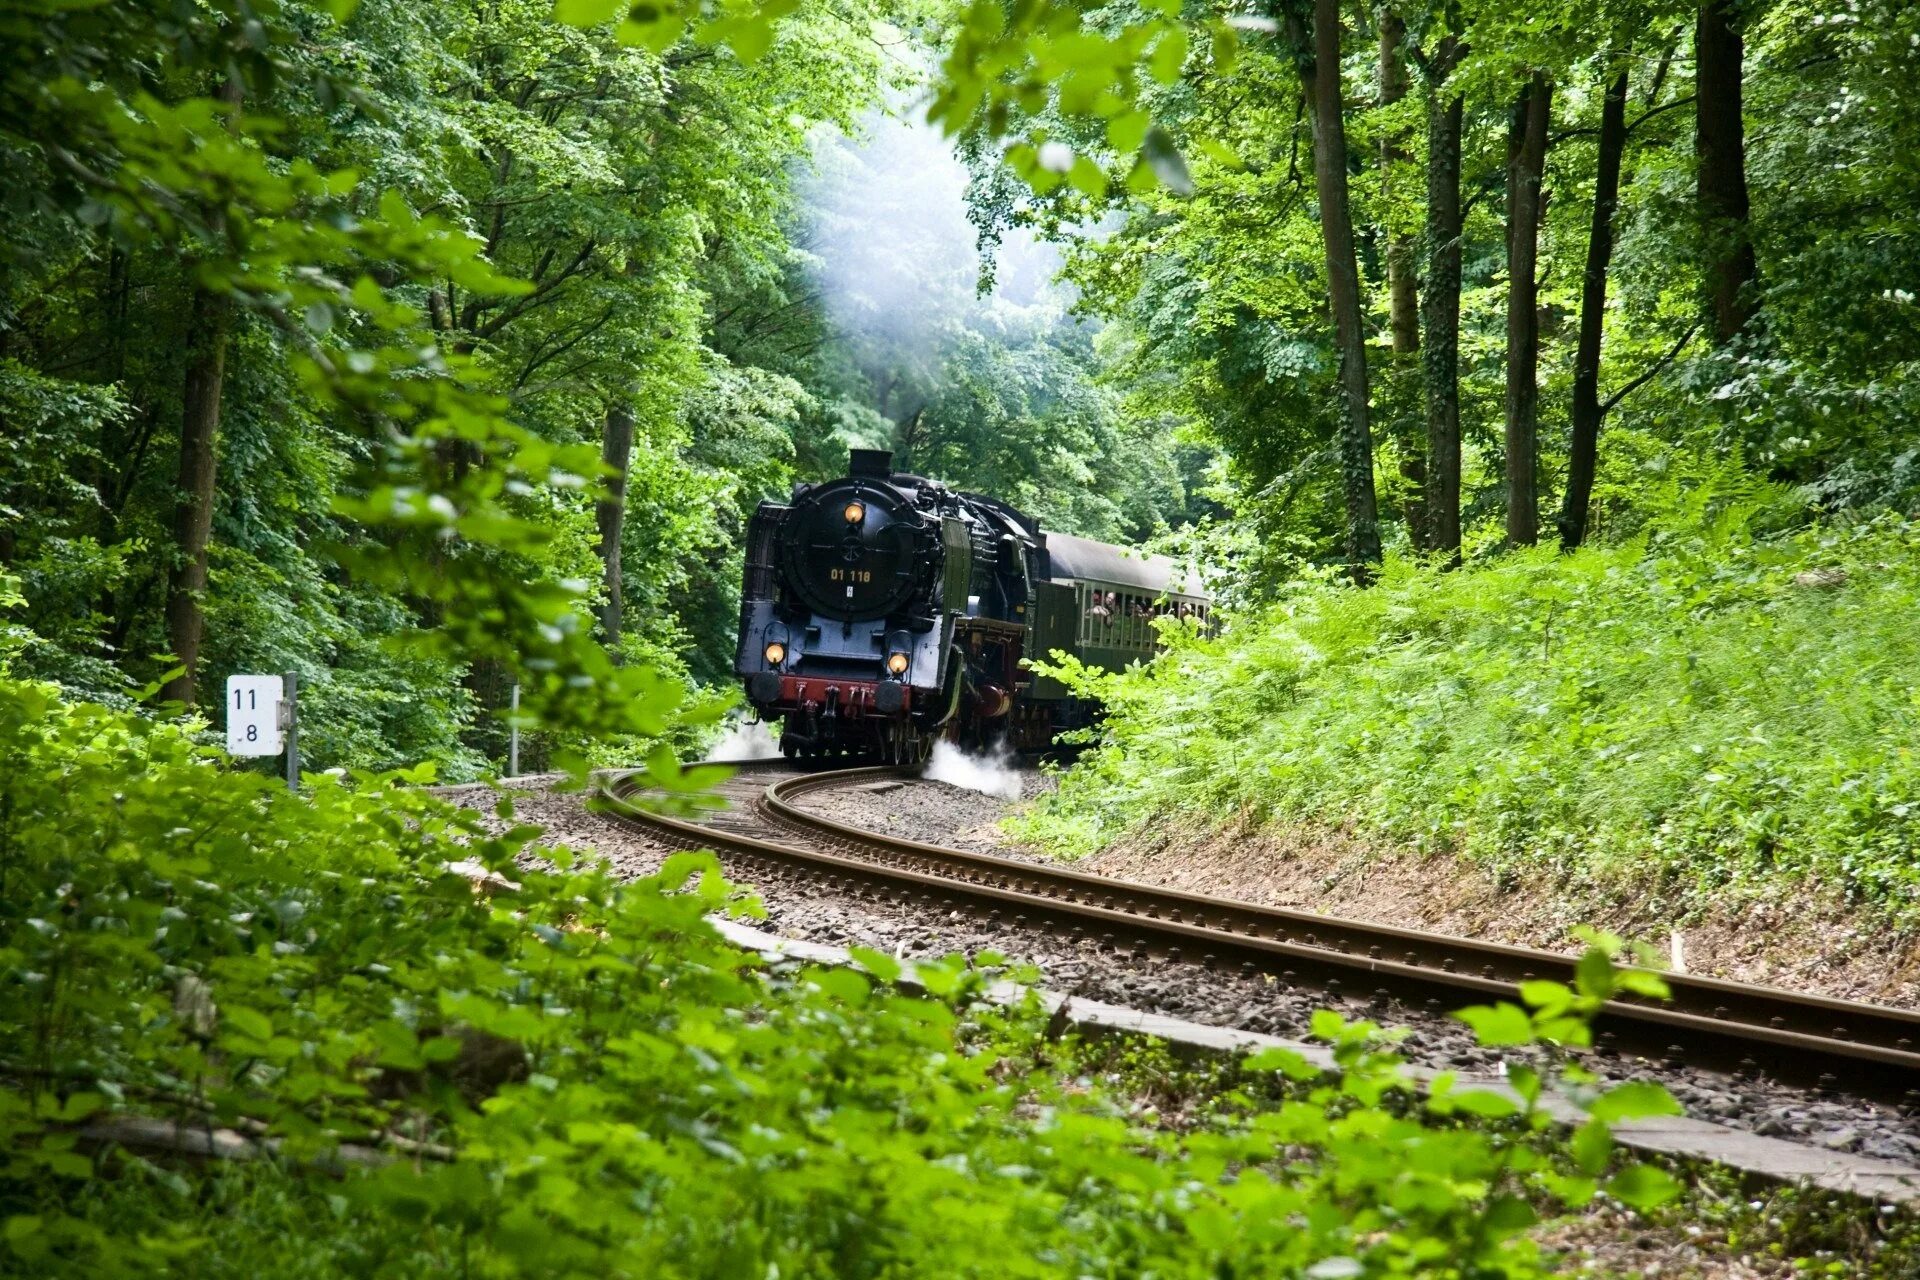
1015, 513, 1920, 909
0, 678, 1680, 1276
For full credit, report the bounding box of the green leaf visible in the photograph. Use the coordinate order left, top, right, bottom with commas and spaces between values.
1443, 1088, 1522, 1119
3, 1216, 46, 1264
718, 15, 775, 61
421, 1036, 463, 1064
1518, 979, 1573, 1011
369, 1020, 424, 1071
1614, 968, 1672, 1000
849, 946, 902, 983
1608, 1163, 1682, 1210
617, 10, 685, 50
57, 1093, 104, 1123
1453, 1002, 1535, 1047
812, 967, 870, 1006
915, 958, 963, 998
1575, 948, 1616, 999
1482, 1193, 1538, 1235
1308, 1009, 1348, 1041
1571, 1118, 1614, 1175
1533, 1015, 1593, 1048
1588, 1081, 1683, 1125
225, 1006, 273, 1041
1209, 19, 1239, 72
1068, 156, 1107, 199
1244, 1046, 1321, 1080
1123, 156, 1160, 195
1148, 28, 1188, 84
1106, 110, 1150, 153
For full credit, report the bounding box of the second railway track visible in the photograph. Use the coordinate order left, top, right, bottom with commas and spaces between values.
597, 760, 1920, 1108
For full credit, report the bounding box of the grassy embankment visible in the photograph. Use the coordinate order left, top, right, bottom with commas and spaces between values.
1013, 513, 1920, 917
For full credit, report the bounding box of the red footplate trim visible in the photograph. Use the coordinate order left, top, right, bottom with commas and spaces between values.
765, 676, 911, 715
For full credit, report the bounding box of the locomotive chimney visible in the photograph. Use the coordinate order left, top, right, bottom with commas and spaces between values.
848, 448, 893, 477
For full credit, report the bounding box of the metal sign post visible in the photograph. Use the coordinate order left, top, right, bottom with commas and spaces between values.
508, 682, 521, 778
283, 671, 299, 792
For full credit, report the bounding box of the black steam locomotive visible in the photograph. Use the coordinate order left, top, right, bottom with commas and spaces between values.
734, 448, 1208, 762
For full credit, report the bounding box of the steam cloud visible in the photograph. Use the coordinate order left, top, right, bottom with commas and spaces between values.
922, 739, 1024, 801
799, 100, 1073, 379
711, 716, 782, 761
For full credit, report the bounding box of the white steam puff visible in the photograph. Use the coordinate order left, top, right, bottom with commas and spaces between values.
922, 740, 1023, 801
711, 717, 782, 762
800, 101, 1073, 388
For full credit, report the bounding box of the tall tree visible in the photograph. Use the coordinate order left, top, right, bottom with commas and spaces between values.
160, 286, 232, 707
160, 77, 242, 707
1302, 0, 1382, 579
1377, 6, 1424, 549
1695, 0, 1757, 341
597, 401, 636, 645
1420, 35, 1465, 561
1560, 58, 1630, 550
1502, 72, 1551, 547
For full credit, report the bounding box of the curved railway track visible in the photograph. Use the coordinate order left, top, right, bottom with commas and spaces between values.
597, 761, 1920, 1107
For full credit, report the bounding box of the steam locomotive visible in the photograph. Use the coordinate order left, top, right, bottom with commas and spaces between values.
734, 448, 1208, 762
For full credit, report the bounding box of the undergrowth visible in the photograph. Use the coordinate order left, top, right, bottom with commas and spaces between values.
0, 676, 1691, 1277
1014, 509, 1920, 913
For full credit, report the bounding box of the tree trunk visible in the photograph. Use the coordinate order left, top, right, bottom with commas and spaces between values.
161, 284, 232, 706
596, 401, 635, 646
1560, 64, 1630, 550
1422, 38, 1465, 562
1305, 0, 1382, 580
1503, 73, 1551, 548
1695, 0, 1756, 342
1378, 7, 1425, 550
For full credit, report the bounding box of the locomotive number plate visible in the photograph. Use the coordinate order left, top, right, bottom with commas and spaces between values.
829, 568, 873, 583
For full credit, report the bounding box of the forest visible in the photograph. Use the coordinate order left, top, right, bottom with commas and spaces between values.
4, 0, 1919, 1270
3, 0, 1914, 777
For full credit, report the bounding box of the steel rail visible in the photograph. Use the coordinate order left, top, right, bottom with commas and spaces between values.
598, 763, 1920, 1106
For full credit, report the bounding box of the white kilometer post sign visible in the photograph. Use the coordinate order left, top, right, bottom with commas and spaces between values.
226, 673, 299, 790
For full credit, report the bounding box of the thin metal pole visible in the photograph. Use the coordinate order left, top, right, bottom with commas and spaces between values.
508, 683, 520, 778
284, 671, 299, 792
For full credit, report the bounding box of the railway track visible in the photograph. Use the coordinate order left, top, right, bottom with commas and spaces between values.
597, 761, 1920, 1107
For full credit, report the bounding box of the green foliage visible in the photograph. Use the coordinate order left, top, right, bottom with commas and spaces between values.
0, 0, 896, 773
1015, 511, 1920, 908
943, 0, 1920, 568
1, 676, 1685, 1276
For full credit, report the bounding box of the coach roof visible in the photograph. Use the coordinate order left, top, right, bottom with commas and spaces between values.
1043, 531, 1202, 598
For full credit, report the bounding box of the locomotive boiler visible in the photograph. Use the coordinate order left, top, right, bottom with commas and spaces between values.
735, 448, 1208, 763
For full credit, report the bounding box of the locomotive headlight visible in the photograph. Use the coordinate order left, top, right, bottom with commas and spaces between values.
843, 500, 865, 525
764, 642, 786, 666
886, 651, 909, 676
